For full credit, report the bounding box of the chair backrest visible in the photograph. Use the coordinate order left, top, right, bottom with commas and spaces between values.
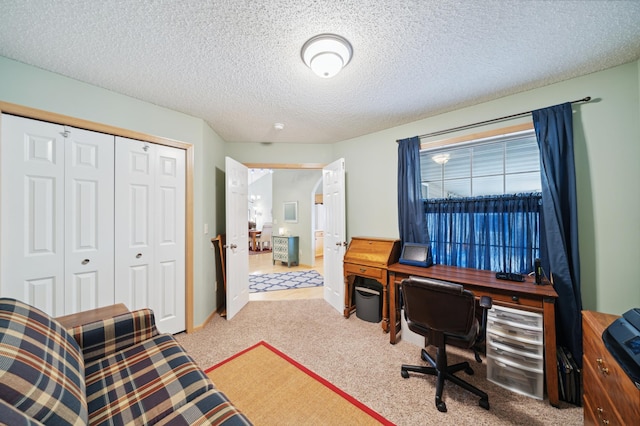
260, 222, 273, 238
402, 276, 476, 338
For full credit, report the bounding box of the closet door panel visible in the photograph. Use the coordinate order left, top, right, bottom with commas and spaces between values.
115, 137, 155, 312
1, 115, 65, 316
154, 145, 185, 333
64, 127, 114, 314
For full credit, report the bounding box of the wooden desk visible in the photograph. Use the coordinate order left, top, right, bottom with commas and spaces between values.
388, 263, 560, 407
343, 237, 401, 332
249, 229, 261, 251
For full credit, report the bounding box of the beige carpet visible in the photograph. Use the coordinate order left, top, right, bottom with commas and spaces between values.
176, 299, 583, 425
206, 341, 392, 425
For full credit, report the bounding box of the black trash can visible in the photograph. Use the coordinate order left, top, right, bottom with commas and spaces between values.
354, 278, 382, 323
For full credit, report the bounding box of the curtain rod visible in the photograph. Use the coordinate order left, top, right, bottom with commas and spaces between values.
397, 96, 591, 142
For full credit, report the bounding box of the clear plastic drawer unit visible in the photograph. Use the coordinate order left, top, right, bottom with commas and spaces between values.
486, 305, 544, 399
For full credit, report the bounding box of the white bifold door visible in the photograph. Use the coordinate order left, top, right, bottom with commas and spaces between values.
1, 115, 186, 334
0, 115, 114, 316
114, 137, 186, 334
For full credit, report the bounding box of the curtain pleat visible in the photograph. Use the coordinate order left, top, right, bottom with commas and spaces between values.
397, 137, 429, 244
533, 102, 583, 366
425, 194, 542, 273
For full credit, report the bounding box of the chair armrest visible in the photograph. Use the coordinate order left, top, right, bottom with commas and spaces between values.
477, 296, 493, 344
69, 308, 159, 363
479, 296, 492, 310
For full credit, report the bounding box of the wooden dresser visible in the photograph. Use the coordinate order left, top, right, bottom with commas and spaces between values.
583, 310, 640, 425
343, 237, 400, 332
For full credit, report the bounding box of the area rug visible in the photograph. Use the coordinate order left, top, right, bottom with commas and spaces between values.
205, 341, 393, 425
248, 270, 323, 293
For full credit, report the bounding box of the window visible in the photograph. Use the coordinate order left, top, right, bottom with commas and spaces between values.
421, 127, 542, 274
420, 129, 541, 198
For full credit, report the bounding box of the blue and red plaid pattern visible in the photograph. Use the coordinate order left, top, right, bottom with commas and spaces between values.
0, 399, 45, 426
85, 334, 219, 425
70, 308, 158, 363
155, 389, 253, 425
0, 298, 88, 425
2, 300, 251, 425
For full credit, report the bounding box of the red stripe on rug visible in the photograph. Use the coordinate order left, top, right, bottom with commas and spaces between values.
206, 340, 394, 426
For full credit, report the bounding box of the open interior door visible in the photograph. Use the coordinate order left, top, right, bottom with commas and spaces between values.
225, 157, 249, 320
323, 158, 346, 314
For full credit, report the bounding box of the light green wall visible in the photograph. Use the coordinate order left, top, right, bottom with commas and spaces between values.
2, 55, 638, 322
0, 56, 221, 327
272, 170, 322, 266
334, 60, 640, 316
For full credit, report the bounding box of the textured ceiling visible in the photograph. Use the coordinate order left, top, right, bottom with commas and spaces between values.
1, 1, 639, 144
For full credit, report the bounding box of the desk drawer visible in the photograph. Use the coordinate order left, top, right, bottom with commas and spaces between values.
488, 305, 543, 330
487, 356, 544, 399
487, 331, 544, 358
344, 263, 384, 280
485, 292, 542, 309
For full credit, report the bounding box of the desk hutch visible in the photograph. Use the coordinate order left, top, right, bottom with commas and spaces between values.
343, 237, 400, 332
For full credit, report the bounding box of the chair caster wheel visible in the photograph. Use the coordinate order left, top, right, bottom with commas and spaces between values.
436, 401, 447, 412
464, 366, 474, 375
401, 369, 409, 379
479, 398, 490, 410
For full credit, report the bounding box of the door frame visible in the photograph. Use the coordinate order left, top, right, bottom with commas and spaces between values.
0, 101, 196, 332
244, 162, 327, 267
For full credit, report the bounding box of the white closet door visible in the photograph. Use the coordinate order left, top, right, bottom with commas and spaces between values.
1, 115, 66, 316
115, 138, 155, 312
154, 144, 185, 334
64, 127, 115, 314
114, 137, 185, 334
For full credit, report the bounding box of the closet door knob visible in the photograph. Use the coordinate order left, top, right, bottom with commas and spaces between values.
136, 253, 142, 258
81, 259, 90, 265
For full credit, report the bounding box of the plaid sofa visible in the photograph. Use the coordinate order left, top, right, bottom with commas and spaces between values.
0, 298, 252, 425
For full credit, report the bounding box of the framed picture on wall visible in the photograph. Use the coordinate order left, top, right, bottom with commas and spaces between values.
283, 201, 298, 223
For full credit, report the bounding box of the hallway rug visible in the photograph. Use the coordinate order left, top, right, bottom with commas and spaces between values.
205, 341, 393, 425
248, 270, 323, 293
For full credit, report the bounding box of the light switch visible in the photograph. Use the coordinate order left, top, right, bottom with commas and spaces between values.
204, 223, 209, 234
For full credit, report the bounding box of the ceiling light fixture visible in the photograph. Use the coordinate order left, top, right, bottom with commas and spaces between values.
274, 122, 284, 130
301, 34, 353, 78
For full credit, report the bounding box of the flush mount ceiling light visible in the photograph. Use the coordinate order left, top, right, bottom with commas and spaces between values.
301, 34, 353, 78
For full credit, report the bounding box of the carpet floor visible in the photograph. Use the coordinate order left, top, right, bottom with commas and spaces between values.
206, 341, 392, 425
176, 299, 583, 425
249, 270, 323, 293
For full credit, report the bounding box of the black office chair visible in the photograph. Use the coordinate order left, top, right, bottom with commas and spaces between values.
400, 276, 492, 413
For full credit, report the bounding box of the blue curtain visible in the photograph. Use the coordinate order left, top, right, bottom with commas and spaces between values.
397, 136, 428, 244
425, 194, 542, 273
533, 103, 583, 366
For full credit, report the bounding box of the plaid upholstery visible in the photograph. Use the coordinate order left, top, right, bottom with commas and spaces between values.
0, 298, 88, 425
70, 309, 158, 363
155, 389, 252, 426
85, 334, 217, 425
0, 399, 45, 426
1, 300, 251, 425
